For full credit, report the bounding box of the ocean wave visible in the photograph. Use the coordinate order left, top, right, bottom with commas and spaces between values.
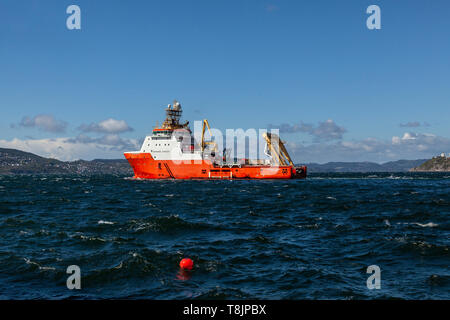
398, 222, 440, 228
413, 222, 439, 228
98, 220, 115, 225
1, 174, 449, 299
71, 233, 107, 243
387, 237, 448, 256
128, 215, 222, 234
193, 287, 250, 299
23, 258, 56, 271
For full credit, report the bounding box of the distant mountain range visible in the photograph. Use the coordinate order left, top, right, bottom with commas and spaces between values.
0, 148, 435, 174
300, 159, 428, 173
0, 148, 132, 175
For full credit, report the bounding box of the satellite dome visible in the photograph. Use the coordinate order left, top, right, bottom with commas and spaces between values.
173, 100, 181, 110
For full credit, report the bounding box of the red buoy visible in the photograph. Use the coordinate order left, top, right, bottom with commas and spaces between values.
179, 258, 194, 270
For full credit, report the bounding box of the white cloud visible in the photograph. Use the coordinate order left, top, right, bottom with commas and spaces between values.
16, 114, 68, 133
311, 119, 347, 141
0, 136, 140, 161
392, 132, 418, 144
2, 125, 448, 164
67, 134, 139, 149
399, 121, 431, 128
78, 118, 133, 134
287, 132, 450, 163
268, 119, 346, 141
4, 115, 138, 160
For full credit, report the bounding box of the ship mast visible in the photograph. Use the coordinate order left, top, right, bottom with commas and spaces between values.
161, 100, 189, 130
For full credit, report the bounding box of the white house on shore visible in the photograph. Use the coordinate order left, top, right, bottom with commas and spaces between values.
433, 153, 449, 159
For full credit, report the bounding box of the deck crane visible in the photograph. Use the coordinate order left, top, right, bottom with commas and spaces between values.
200, 119, 217, 153
262, 132, 295, 167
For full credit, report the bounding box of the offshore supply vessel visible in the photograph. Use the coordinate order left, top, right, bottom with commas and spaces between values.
124, 101, 307, 179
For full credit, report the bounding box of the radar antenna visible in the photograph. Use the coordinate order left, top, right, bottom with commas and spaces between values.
161, 100, 189, 129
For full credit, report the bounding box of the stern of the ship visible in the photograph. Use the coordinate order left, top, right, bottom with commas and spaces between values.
292, 165, 307, 179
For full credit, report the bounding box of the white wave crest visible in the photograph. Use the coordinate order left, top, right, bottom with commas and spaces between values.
98, 220, 115, 225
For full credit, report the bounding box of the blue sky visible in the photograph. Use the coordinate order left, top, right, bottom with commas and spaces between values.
1, 0, 449, 162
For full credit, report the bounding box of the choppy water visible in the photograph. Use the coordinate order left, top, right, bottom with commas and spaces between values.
0, 173, 449, 299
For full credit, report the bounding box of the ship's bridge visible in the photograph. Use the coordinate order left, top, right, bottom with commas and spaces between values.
151, 128, 173, 139
127, 100, 205, 162
152, 129, 172, 135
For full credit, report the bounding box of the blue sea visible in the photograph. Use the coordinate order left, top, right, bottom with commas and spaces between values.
0, 173, 449, 299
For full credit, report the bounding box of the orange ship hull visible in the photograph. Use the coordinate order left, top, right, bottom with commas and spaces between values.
124, 153, 306, 179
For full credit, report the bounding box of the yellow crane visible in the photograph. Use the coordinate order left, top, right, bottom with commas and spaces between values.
262, 132, 294, 167
201, 119, 217, 152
